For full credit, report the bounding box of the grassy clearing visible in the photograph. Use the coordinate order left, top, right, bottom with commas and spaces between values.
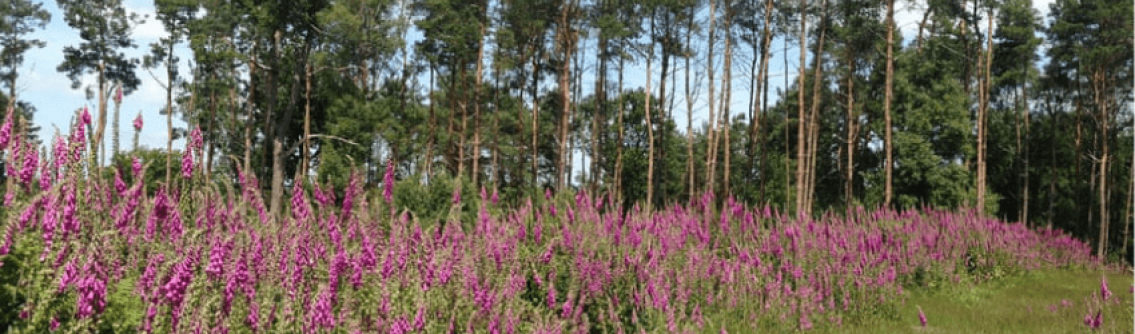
801, 269, 1133, 334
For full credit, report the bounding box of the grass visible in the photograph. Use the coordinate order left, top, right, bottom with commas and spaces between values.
802, 268, 1134, 334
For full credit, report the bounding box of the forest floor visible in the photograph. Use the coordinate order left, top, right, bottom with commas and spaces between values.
810, 268, 1134, 334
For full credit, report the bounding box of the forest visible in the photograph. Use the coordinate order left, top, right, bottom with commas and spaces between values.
0, 0, 1132, 332
3, 0, 1132, 257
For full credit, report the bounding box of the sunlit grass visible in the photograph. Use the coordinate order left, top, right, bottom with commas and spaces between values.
793, 269, 1134, 334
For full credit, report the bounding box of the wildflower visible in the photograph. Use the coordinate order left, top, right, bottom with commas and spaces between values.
190, 127, 203, 151
75, 262, 107, 319
1100, 275, 1112, 301
292, 186, 310, 222
134, 113, 143, 131
132, 157, 142, 177
50, 317, 59, 331
81, 106, 91, 125
383, 158, 394, 204
452, 185, 461, 204
917, 306, 927, 327
181, 149, 193, 179
114, 86, 123, 104
19, 143, 38, 186
0, 112, 12, 150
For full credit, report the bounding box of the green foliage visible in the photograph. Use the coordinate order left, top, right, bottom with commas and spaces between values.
391, 171, 476, 227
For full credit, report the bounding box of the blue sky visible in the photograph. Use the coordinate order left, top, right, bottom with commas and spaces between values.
14, 0, 1054, 172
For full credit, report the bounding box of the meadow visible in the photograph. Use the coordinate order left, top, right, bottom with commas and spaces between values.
0, 111, 1129, 333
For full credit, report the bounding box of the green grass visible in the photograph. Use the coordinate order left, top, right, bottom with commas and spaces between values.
807, 269, 1134, 334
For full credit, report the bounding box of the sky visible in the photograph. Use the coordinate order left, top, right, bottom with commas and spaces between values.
13, 0, 1055, 173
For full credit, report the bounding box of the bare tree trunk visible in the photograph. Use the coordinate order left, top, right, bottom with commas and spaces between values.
758, 0, 773, 205
1047, 93, 1056, 228
721, 2, 734, 197
795, 0, 807, 213
884, 0, 895, 209
615, 55, 625, 201
1095, 72, 1110, 257
301, 63, 312, 184
532, 54, 541, 191
685, 3, 696, 203
705, 0, 718, 195
845, 49, 856, 207
804, 0, 828, 212
473, 23, 486, 188
593, 16, 607, 193
425, 66, 436, 178
557, 2, 575, 191
244, 45, 256, 176
646, 14, 655, 208
1021, 69, 1030, 225
1123, 148, 1133, 259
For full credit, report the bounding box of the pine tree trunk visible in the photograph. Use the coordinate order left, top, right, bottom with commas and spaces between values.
804, 0, 827, 212
705, 0, 718, 195
795, 0, 807, 214
1095, 72, 1110, 257
685, 4, 696, 203
615, 56, 625, 201
884, 0, 895, 209
721, 4, 733, 197
646, 14, 655, 208
244, 48, 256, 176
845, 50, 856, 207
472, 24, 485, 188
1021, 70, 1030, 225
758, 0, 773, 206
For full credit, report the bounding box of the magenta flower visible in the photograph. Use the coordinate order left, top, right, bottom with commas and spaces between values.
114, 86, 123, 104
383, 158, 395, 204
190, 127, 203, 151
0, 112, 12, 150
132, 157, 142, 177
452, 185, 461, 205
81, 106, 91, 125
133, 113, 143, 131
917, 306, 927, 327
1100, 276, 1112, 301
292, 186, 310, 222
181, 149, 193, 179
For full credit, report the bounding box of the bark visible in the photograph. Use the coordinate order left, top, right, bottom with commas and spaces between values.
473, 23, 486, 188
685, 3, 695, 204
884, 0, 895, 209
592, 18, 606, 193
795, 0, 807, 213
301, 63, 312, 183
646, 14, 655, 208
804, 0, 827, 212
1020, 68, 1030, 225
615, 55, 625, 201
556, 0, 576, 191
721, 2, 733, 197
532, 53, 541, 191
244, 44, 257, 176
705, 0, 717, 195
758, 0, 773, 205
425, 66, 436, 177
845, 48, 856, 207
1095, 72, 1110, 256
978, 11, 993, 216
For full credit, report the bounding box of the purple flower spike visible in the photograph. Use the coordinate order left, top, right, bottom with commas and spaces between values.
181, 149, 193, 179
134, 113, 143, 131
383, 158, 395, 204
917, 306, 927, 327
